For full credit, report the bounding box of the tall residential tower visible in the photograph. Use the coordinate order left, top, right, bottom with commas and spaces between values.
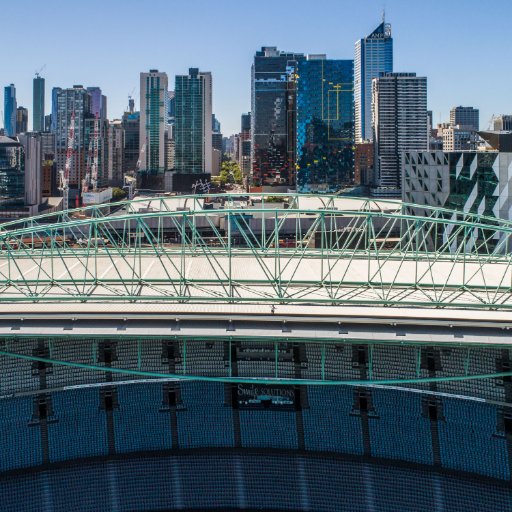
354, 20, 393, 143
139, 70, 168, 174
174, 68, 213, 175
3, 84, 17, 137
33, 75, 45, 132
372, 72, 428, 197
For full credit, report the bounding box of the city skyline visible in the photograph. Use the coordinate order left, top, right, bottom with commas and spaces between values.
1, 0, 511, 135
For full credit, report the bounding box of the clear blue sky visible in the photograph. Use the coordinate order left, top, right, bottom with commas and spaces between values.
1, 0, 511, 134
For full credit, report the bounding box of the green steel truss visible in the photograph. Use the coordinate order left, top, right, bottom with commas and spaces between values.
0, 193, 511, 309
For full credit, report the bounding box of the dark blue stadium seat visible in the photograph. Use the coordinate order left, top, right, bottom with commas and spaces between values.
48, 389, 108, 463
177, 382, 234, 448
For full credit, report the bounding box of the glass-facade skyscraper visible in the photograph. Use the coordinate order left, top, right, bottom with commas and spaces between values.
0, 135, 24, 207
16, 107, 28, 134
139, 70, 168, 174
354, 21, 393, 142
3, 84, 17, 137
296, 57, 355, 193
174, 68, 213, 174
33, 76, 45, 132
251, 47, 304, 188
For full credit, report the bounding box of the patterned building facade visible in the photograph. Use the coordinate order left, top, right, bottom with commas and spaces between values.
251, 47, 304, 189
296, 57, 354, 193
403, 150, 512, 221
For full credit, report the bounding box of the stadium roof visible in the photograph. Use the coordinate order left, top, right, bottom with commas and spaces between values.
0, 193, 511, 313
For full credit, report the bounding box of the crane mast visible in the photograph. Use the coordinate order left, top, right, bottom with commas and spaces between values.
82, 114, 100, 195
59, 111, 75, 211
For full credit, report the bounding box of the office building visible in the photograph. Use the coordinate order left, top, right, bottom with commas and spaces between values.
174, 68, 213, 175
372, 72, 428, 197
403, 133, 512, 222
18, 132, 42, 207
354, 20, 393, 142
494, 115, 512, 131
0, 135, 24, 207
296, 56, 355, 193
41, 132, 56, 196
87, 87, 107, 120
33, 75, 45, 132
355, 141, 374, 186
122, 110, 140, 175
4, 84, 17, 137
16, 107, 28, 134
55, 85, 92, 191
139, 70, 168, 174
442, 125, 479, 151
251, 47, 305, 189
450, 106, 479, 131
108, 120, 124, 186
212, 114, 221, 134
238, 113, 252, 177
51, 87, 62, 133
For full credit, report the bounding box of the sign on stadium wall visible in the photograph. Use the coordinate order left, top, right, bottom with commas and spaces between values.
235, 384, 297, 410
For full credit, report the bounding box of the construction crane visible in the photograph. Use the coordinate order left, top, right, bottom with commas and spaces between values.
82, 114, 101, 202
59, 111, 75, 212
35, 64, 46, 78
90, 114, 100, 191
488, 114, 498, 131
136, 142, 146, 173
127, 87, 135, 112
124, 175, 136, 200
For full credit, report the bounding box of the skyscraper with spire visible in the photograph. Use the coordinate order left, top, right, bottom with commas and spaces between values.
354, 17, 393, 143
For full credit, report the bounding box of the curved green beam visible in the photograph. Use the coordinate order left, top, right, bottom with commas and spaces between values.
16, 193, 512, 227
2, 350, 511, 387
0, 192, 511, 237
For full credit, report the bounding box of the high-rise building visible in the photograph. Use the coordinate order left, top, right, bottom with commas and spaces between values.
167, 90, 175, 126
372, 72, 428, 197
296, 56, 355, 193
450, 106, 479, 131
84, 116, 109, 190
108, 120, 124, 186
16, 107, 28, 134
494, 115, 512, 131
212, 114, 221, 134
41, 131, 56, 196
87, 87, 107, 120
0, 135, 24, 206
122, 110, 140, 175
55, 85, 92, 191
237, 113, 252, 177
4, 84, 17, 137
139, 70, 168, 174
174, 68, 213, 174
354, 20, 393, 143
18, 132, 42, 207
51, 87, 62, 133
33, 75, 45, 132
251, 47, 305, 189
